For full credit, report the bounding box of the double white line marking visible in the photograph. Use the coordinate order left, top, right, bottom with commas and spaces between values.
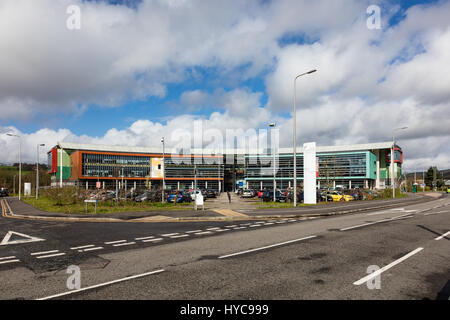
31, 250, 65, 259
0, 255, 20, 265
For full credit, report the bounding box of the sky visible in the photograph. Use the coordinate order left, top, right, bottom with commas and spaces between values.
0, 0, 449, 172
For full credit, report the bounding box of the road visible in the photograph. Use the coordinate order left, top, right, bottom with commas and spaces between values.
0, 194, 449, 300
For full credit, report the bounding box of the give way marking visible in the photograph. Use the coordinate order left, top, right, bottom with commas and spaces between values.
0, 231, 45, 246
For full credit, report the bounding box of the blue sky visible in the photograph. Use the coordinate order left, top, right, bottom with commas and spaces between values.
3, 0, 438, 137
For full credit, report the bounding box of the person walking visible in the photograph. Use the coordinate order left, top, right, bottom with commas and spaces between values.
227, 191, 231, 203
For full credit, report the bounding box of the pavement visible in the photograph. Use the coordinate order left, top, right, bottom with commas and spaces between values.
0, 192, 448, 301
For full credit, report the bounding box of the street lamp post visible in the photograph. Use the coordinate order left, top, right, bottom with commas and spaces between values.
392, 127, 408, 199
161, 137, 165, 203
293, 69, 317, 207
36, 143, 45, 199
6, 133, 21, 200
269, 122, 277, 202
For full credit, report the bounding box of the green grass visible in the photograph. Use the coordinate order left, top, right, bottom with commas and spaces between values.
22, 196, 193, 214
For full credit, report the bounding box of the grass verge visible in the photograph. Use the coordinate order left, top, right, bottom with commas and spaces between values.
22, 196, 193, 214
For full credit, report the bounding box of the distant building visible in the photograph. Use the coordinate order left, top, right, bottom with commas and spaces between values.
47, 141, 402, 191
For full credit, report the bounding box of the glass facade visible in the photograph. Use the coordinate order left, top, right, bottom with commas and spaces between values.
82, 153, 151, 178
245, 152, 370, 180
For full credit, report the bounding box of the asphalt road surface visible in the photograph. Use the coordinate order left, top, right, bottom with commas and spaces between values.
0, 194, 449, 300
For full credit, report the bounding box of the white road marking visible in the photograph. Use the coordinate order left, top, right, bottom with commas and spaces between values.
366, 210, 392, 216
79, 246, 103, 252
353, 247, 424, 285
0, 259, 20, 265
0, 255, 16, 260
142, 238, 163, 242
340, 214, 414, 231
214, 229, 230, 232
424, 210, 449, 216
275, 221, 287, 224
0, 231, 45, 246
224, 225, 238, 228
31, 250, 59, 256
249, 224, 262, 227
233, 227, 246, 230
36, 269, 165, 300
240, 223, 252, 226
161, 233, 179, 237
70, 245, 95, 250
206, 227, 220, 230
170, 234, 189, 238
194, 231, 212, 235
134, 236, 155, 240
104, 240, 127, 245
112, 242, 136, 247
435, 231, 450, 241
264, 222, 275, 225
36, 252, 66, 259
219, 235, 317, 259
185, 230, 202, 234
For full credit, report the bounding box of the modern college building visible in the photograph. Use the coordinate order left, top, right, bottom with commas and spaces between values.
47, 141, 403, 191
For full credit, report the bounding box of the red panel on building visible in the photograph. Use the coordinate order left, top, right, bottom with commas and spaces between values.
48, 148, 58, 173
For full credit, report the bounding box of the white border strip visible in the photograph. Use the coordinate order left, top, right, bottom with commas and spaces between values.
36, 269, 165, 300
31, 250, 59, 256
70, 245, 95, 250
219, 235, 317, 259
36, 252, 66, 259
353, 247, 424, 285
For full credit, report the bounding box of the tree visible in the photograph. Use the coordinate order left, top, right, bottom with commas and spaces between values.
425, 167, 434, 188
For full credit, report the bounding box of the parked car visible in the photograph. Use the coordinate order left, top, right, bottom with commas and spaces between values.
0, 188, 8, 197
135, 191, 151, 202
322, 191, 354, 202
241, 189, 254, 198
262, 190, 287, 202
205, 189, 216, 198
167, 191, 192, 203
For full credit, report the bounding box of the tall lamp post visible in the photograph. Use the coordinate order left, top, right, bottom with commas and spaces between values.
36, 143, 45, 199
6, 133, 21, 200
269, 122, 277, 202
161, 137, 165, 203
391, 127, 408, 199
293, 69, 317, 207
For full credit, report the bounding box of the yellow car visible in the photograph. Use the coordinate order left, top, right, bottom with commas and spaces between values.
325, 191, 354, 202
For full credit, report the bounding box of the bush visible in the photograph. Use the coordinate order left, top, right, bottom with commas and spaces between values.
40, 187, 89, 206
